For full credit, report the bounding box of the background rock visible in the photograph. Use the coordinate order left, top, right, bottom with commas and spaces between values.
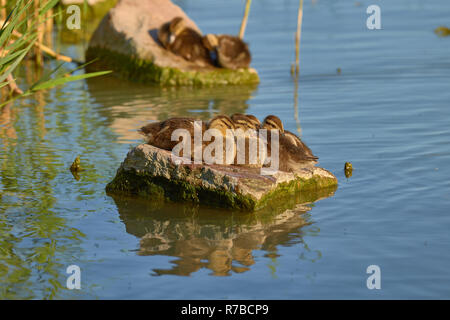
86, 0, 260, 85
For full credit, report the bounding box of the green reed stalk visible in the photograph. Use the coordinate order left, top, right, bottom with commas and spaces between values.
0, 0, 111, 107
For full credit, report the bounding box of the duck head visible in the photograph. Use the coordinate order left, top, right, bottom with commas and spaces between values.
208, 115, 236, 136
203, 34, 219, 51
231, 114, 260, 131
168, 17, 186, 44
261, 115, 284, 131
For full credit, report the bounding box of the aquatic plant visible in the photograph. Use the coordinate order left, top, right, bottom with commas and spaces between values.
0, 0, 110, 107
291, 0, 303, 76
435, 26, 450, 37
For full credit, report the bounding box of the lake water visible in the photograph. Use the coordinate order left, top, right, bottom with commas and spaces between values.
1, 0, 450, 299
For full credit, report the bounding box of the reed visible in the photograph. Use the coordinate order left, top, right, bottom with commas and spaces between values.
0, 0, 111, 107
239, 0, 252, 39
34, 0, 44, 66
292, 0, 304, 76
0, 0, 6, 22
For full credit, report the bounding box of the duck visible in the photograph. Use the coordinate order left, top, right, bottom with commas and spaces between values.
230, 114, 265, 168
205, 115, 236, 165
139, 117, 207, 161
203, 34, 251, 69
158, 17, 213, 67
231, 113, 260, 136
261, 115, 317, 160
261, 115, 318, 172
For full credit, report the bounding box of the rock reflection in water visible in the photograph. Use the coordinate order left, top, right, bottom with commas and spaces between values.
111, 186, 335, 276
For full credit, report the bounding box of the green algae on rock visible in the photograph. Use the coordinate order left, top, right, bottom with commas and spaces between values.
106, 144, 338, 212
86, 0, 260, 85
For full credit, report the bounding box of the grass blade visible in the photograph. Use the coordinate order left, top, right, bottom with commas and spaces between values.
0, 41, 34, 83
31, 71, 112, 91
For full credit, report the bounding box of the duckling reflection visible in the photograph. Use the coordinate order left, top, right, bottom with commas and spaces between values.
110, 185, 336, 277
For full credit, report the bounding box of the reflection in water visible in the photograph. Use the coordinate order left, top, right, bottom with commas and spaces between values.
0, 89, 85, 299
85, 76, 258, 142
111, 186, 336, 277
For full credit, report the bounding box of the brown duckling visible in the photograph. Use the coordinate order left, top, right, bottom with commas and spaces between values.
230, 114, 265, 168
139, 117, 207, 160
158, 17, 213, 67
207, 114, 236, 136
231, 113, 260, 136
262, 115, 317, 161
203, 34, 251, 69
205, 115, 236, 165
261, 115, 318, 172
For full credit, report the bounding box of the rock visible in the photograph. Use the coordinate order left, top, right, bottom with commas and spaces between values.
106, 144, 338, 211
86, 0, 260, 85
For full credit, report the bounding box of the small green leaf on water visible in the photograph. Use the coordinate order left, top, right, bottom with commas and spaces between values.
435, 26, 450, 37
344, 162, 353, 178
70, 156, 83, 174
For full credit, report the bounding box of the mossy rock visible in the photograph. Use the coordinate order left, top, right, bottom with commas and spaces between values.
106, 144, 338, 212
86, 47, 260, 86
85, 0, 260, 85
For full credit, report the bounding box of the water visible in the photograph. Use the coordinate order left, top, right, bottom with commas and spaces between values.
1, 0, 450, 299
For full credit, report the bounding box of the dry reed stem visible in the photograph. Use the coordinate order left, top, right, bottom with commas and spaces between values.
239, 0, 252, 39
294, 0, 303, 76
1, 19, 75, 63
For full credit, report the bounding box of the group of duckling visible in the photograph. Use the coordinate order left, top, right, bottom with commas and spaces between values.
158, 17, 251, 70
139, 114, 318, 173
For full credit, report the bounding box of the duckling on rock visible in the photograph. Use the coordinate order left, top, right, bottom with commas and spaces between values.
205, 115, 236, 165
231, 114, 265, 168
262, 115, 318, 161
203, 34, 251, 70
231, 113, 260, 136
139, 117, 207, 161
158, 17, 213, 67
261, 115, 318, 172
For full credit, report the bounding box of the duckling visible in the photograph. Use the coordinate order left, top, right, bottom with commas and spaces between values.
231, 113, 260, 136
139, 117, 207, 160
205, 115, 236, 165
261, 115, 317, 161
203, 34, 251, 69
207, 115, 236, 136
261, 115, 318, 172
231, 114, 265, 168
158, 17, 213, 67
